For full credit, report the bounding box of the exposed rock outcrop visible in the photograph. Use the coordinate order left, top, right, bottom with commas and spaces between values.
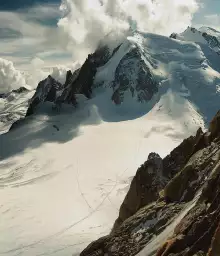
111, 47, 158, 104
24, 40, 159, 118
25, 44, 119, 116
12, 87, 28, 94
113, 153, 167, 230
208, 222, 220, 256
26, 75, 63, 116
170, 26, 220, 56
80, 110, 220, 256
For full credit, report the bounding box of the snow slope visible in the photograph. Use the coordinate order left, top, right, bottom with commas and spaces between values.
0, 31, 220, 256
199, 26, 220, 40
173, 26, 220, 56
0, 89, 204, 256
94, 32, 220, 122
0, 90, 34, 134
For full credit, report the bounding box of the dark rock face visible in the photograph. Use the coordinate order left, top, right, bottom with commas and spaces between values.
209, 110, 220, 140
64, 70, 73, 88
112, 47, 158, 104
113, 153, 166, 230
170, 33, 177, 39
170, 27, 220, 55
18, 39, 159, 120
80, 110, 220, 256
61, 54, 97, 102
208, 223, 220, 256
12, 87, 28, 94
202, 33, 220, 53
25, 44, 118, 116
26, 75, 63, 116
57, 45, 114, 106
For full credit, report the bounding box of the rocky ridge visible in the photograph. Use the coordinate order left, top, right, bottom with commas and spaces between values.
24, 39, 158, 117
0, 87, 33, 134
80, 110, 220, 256
170, 26, 220, 56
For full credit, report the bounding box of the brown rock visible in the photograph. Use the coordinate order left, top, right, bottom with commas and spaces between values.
113, 153, 166, 231
80, 111, 220, 256
208, 222, 220, 256
209, 110, 220, 140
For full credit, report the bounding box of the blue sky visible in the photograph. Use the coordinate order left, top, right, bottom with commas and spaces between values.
0, 0, 220, 71
193, 0, 220, 27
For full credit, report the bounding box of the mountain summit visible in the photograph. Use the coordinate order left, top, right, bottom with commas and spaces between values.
170, 26, 220, 56
4, 28, 220, 135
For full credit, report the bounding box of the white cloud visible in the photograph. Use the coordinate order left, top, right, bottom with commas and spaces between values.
0, 0, 201, 93
0, 56, 82, 93
0, 58, 27, 93
50, 62, 81, 84
0, 1, 200, 70
24, 57, 49, 88
0, 5, 72, 71
58, 0, 199, 60
24, 57, 81, 87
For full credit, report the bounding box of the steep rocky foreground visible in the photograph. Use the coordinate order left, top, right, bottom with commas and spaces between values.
80, 110, 220, 256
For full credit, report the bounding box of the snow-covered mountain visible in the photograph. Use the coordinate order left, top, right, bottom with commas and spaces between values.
0, 87, 34, 134
0, 29, 220, 256
11, 30, 220, 128
170, 26, 220, 56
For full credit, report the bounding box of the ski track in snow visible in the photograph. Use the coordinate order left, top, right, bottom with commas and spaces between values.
0, 161, 130, 256
75, 159, 93, 211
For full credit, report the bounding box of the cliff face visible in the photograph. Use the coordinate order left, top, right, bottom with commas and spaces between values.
80, 110, 220, 256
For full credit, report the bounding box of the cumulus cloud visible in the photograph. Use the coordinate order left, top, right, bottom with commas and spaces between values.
0, 57, 82, 93
0, 57, 49, 93
50, 62, 81, 84
24, 57, 81, 87
24, 57, 49, 88
58, 0, 199, 60
0, 58, 27, 93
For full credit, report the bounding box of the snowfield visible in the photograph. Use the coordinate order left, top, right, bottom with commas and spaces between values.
0, 30, 220, 256
0, 90, 34, 135
0, 90, 202, 256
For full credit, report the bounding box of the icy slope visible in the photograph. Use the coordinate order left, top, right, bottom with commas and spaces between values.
171, 26, 220, 55
0, 90, 34, 134
94, 32, 220, 122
